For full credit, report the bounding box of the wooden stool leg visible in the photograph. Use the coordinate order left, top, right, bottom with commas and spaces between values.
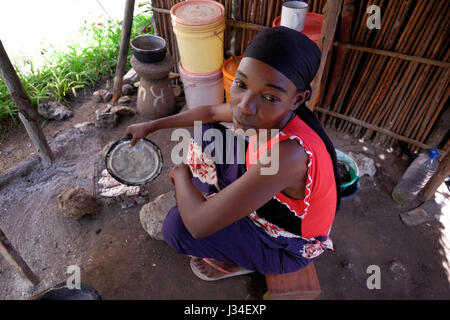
264, 262, 321, 300
0, 228, 39, 286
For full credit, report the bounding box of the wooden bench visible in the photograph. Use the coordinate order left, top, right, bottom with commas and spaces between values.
263, 262, 321, 300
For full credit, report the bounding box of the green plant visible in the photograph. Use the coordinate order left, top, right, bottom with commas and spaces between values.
0, 12, 153, 125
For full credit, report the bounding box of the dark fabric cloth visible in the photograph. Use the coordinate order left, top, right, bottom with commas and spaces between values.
243, 26, 321, 94
255, 197, 302, 236
243, 26, 342, 211
295, 105, 342, 210
162, 206, 313, 274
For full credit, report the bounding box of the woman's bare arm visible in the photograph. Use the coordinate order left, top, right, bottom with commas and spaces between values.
125, 103, 232, 146
173, 140, 308, 238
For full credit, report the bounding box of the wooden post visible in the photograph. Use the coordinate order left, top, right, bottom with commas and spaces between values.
264, 262, 321, 300
112, 0, 135, 103
418, 145, 450, 202
306, 0, 343, 111
332, 42, 450, 68
319, 0, 356, 125
0, 40, 54, 165
0, 228, 39, 286
314, 106, 438, 151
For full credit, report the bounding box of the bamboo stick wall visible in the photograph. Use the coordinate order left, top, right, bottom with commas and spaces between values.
151, 0, 326, 73
319, 0, 449, 152
150, 0, 448, 152
231, 0, 326, 55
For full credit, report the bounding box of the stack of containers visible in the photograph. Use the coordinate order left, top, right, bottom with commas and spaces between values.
170, 0, 226, 109
272, 13, 323, 45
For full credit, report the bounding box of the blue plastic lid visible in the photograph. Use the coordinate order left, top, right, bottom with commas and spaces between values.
428, 148, 440, 159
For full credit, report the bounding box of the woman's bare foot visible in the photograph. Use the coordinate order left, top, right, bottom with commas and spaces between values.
191, 257, 243, 279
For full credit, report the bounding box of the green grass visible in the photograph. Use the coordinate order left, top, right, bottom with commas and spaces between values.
0, 13, 153, 124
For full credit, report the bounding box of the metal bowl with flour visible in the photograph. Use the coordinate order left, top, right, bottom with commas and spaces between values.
105, 136, 163, 186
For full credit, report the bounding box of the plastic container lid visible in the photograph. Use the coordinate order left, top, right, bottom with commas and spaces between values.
170, 0, 225, 26
105, 137, 163, 186
428, 148, 440, 159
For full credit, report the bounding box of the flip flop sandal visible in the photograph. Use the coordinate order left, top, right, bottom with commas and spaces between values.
190, 257, 254, 281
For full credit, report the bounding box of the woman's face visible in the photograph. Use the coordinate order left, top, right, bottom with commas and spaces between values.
229, 57, 307, 135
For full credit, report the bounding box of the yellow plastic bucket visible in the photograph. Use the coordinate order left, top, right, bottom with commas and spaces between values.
171, 0, 225, 74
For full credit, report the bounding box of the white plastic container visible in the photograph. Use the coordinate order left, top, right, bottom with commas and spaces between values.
179, 62, 224, 109
281, 1, 309, 32
392, 149, 440, 204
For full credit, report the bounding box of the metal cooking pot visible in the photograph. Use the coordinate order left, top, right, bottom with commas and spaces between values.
105, 136, 163, 186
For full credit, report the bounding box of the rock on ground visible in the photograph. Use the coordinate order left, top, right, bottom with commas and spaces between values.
57, 186, 100, 220
118, 95, 132, 104
93, 89, 112, 103
95, 109, 118, 129
97, 169, 140, 198
348, 152, 377, 178
73, 122, 95, 135
121, 84, 135, 96
399, 207, 432, 226
110, 105, 137, 117
39, 101, 73, 120
140, 191, 176, 241
123, 68, 139, 85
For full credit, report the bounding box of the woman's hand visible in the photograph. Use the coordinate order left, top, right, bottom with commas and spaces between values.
124, 122, 156, 147
169, 164, 192, 186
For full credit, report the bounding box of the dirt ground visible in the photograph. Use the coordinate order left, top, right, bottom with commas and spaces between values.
0, 81, 449, 300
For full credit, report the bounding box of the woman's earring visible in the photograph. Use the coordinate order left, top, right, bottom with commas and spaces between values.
305, 90, 311, 101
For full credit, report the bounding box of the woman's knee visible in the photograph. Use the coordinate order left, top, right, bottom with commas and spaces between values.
162, 206, 190, 250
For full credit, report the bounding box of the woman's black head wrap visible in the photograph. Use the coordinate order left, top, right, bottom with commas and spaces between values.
243, 26, 321, 94
243, 26, 342, 211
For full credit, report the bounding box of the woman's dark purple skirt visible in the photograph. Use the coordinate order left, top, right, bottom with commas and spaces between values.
162, 123, 314, 274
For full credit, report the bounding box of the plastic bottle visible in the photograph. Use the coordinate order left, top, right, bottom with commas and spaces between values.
392, 149, 440, 204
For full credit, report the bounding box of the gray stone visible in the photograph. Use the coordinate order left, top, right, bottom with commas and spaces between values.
97, 169, 140, 198
38, 101, 73, 120
348, 152, 377, 178
123, 68, 140, 84
92, 91, 102, 102
110, 105, 137, 117
140, 191, 176, 240
136, 196, 147, 205
73, 122, 95, 134
420, 199, 444, 220
101, 90, 112, 102
118, 95, 132, 104
93, 89, 112, 103
400, 207, 432, 226
95, 110, 118, 129
57, 187, 100, 220
95, 105, 110, 116
121, 84, 135, 96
